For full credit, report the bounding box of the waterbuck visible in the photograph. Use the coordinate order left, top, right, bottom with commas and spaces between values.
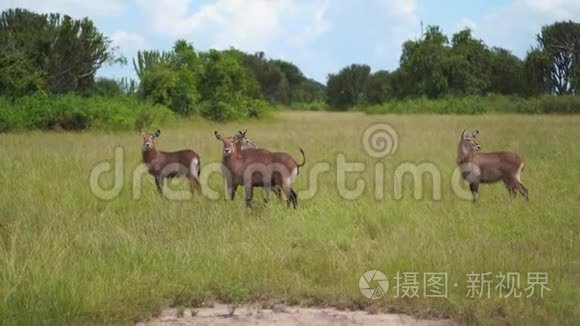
141, 130, 201, 195
457, 130, 528, 201
235, 130, 258, 150
214, 130, 305, 208
235, 130, 283, 200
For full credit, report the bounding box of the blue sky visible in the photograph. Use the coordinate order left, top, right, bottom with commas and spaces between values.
2, 0, 579, 83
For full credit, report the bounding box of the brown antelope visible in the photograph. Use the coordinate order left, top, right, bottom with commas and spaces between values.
457, 130, 528, 201
235, 130, 283, 200
214, 130, 305, 208
235, 130, 258, 150
141, 130, 201, 195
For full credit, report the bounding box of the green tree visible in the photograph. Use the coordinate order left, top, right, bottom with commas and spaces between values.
241, 55, 323, 104
0, 51, 46, 97
135, 40, 200, 115
366, 70, 392, 104
326, 64, 371, 109
489, 47, 526, 95
85, 77, 123, 97
399, 26, 450, 98
272, 60, 326, 103
446, 29, 491, 95
0, 8, 119, 95
133, 50, 174, 79
242, 52, 289, 104
389, 68, 413, 99
524, 49, 550, 96
271, 60, 305, 86
535, 21, 580, 94
290, 78, 325, 103
198, 49, 260, 120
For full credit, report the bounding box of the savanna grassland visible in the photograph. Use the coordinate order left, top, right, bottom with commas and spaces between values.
0, 112, 578, 325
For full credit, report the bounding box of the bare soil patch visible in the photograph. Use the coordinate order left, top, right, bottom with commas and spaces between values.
139, 304, 454, 326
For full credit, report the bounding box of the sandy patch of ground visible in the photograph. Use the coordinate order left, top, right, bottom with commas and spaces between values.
139, 304, 454, 326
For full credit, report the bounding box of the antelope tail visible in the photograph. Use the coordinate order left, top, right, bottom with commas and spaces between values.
298, 148, 306, 167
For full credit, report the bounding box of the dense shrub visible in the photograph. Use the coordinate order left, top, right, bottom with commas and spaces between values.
135, 44, 274, 120
83, 78, 124, 97
246, 99, 271, 119
0, 95, 174, 132
199, 97, 271, 121
364, 95, 580, 114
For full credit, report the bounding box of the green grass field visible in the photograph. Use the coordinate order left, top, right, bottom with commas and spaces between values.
0, 112, 578, 325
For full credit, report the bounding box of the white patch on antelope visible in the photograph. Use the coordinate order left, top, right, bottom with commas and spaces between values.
289, 167, 298, 182
141, 129, 201, 195
457, 129, 528, 201
215, 130, 305, 208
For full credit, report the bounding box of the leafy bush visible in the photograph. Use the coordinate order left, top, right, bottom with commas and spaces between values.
364, 95, 580, 114
199, 97, 271, 121
0, 95, 174, 132
135, 44, 275, 121
138, 62, 199, 116
83, 78, 124, 97
246, 99, 271, 119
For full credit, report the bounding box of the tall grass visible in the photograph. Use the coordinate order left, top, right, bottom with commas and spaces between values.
365, 95, 580, 114
0, 112, 578, 325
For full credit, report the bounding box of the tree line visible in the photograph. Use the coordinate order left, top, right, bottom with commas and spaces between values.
327, 23, 579, 109
131, 43, 325, 120
0, 8, 578, 122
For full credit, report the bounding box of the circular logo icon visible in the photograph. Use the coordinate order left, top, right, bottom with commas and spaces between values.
362, 123, 399, 158
359, 270, 389, 299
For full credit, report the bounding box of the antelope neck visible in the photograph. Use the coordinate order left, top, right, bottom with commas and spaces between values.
142, 146, 159, 163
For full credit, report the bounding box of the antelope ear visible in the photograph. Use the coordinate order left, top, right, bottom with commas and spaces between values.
214, 130, 223, 141
242, 129, 247, 137
153, 130, 161, 138
461, 130, 467, 139
474, 130, 479, 137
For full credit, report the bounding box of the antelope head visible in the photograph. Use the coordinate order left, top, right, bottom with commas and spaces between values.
215, 130, 240, 157
460, 130, 481, 152
235, 130, 257, 150
141, 129, 160, 151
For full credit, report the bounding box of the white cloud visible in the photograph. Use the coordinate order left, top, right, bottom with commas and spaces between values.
133, 0, 420, 80
457, 17, 477, 31
470, 0, 580, 57
386, 0, 417, 18
287, 0, 331, 46
0, 0, 126, 17
373, 0, 419, 61
136, 0, 316, 50
103, 31, 149, 79
520, 0, 580, 18
109, 31, 148, 53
